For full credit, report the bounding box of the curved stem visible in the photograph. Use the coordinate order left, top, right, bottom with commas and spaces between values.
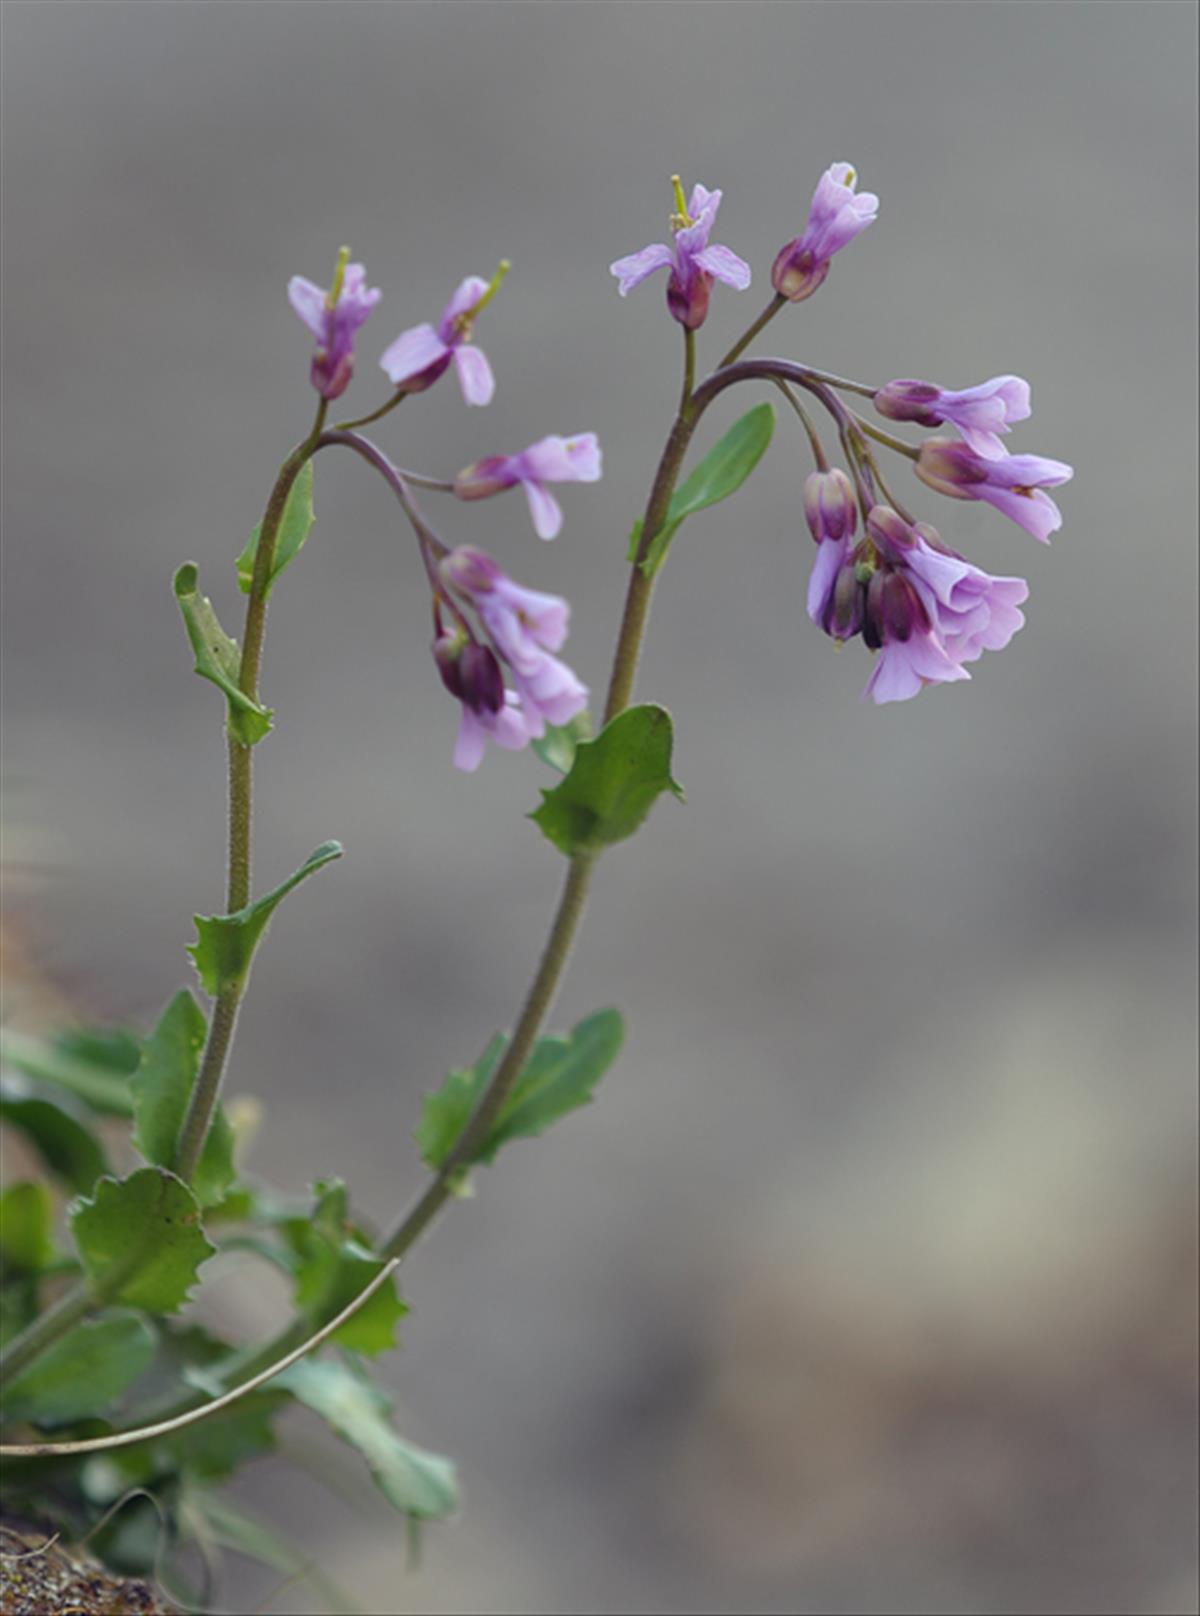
851, 413, 921, 459
772, 379, 828, 469
0, 1257, 404, 1458
334, 390, 406, 434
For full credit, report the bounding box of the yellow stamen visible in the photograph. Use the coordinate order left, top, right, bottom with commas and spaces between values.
326, 245, 351, 309
1012, 484, 1036, 499
669, 173, 694, 233
843, 167, 856, 187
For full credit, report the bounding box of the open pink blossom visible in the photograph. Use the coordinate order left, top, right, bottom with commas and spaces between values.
875, 376, 1032, 459
438, 547, 588, 758
455, 434, 602, 540
772, 163, 878, 303
379, 267, 507, 406
610, 180, 750, 330
916, 439, 1073, 543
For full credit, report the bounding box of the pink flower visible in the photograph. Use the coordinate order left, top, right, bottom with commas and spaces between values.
874, 376, 1032, 459
379, 265, 508, 406
772, 163, 878, 303
455, 433, 602, 540
915, 439, 1073, 543
610, 179, 751, 330
437, 547, 588, 766
288, 253, 381, 401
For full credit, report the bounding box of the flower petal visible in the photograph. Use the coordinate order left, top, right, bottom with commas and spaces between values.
287, 276, 328, 340
438, 276, 491, 340
379, 323, 447, 385
610, 242, 674, 295
454, 344, 496, 406
453, 706, 488, 772
694, 243, 752, 290
523, 479, 563, 540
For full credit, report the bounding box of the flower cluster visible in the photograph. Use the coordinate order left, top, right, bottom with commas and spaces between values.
435, 547, 587, 771
807, 497, 1029, 703
288, 247, 600, 766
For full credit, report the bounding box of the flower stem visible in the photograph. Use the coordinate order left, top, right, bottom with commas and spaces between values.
717, 292, 786, 369
382, 326, 704, 1255
177, 399, 327, 1183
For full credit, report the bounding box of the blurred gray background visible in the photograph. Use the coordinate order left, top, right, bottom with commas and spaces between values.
2, 2, 1197, 1612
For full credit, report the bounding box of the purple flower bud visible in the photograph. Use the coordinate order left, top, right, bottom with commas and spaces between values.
379, 265, 507, 406
610, 178, 751, 331
772, 162, 878, 303
454, 433, 602, 540
803, 467, 858, 545
825, 558, 864, 641
288, 253, 381, 401
865, 504, 918, 563
915, 438, 1073, 543
875, 376, 1031, 459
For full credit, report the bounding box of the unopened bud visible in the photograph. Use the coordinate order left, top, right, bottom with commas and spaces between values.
804, 467, 858, 545
873, 379, 943, 428
459, 641, 505, 714
914, 438, 986, 500
862, 568, 887, 650
825, 560, 864, 641
433, 632, 468, 700
878, 572, 924, 643
440, 545, 502, 597
866, 504, 916, 563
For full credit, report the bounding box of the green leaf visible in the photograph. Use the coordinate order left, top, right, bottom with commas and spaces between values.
285, 1181, 407, 1356
71, 1168, 215, 1314
532, 709, 593, 774
236, 460, 316, 599
189, 840, 343, 998
164, 1390, 287, 1480
416, 1012, 624, 1173
0, 1182, 56, 1272
174, 562, 273, 745
0, 1026, 138, 1116
414, 1035, 505, 1171
636, 402, 776, 579
0, 1078, 110, 1193
482, 1010, 625, 1160
277, 1358, 458, 1520
130, 991, 234, 1208
530, 703, 684, 857
3, 1312, 156, 1425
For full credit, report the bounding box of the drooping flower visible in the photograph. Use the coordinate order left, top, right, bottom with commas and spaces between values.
610, 178, 751, 330
432, 632, 529, 772
379, 264, 508, 406
803, 467, 859, 624
808, 504, 1029, 704
874, 376, 1032, 459
288, 250, 381, 401
915, 438, 1074, 543
437, 547, 588, 764
454, 433, 602, 540
772, 163, 878, 303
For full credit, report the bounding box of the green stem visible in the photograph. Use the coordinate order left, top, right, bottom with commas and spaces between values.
0, 1277, 96, 1388
334, 391, 405, 434
382, 324, 705, 1255
717, 292, 786, 369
